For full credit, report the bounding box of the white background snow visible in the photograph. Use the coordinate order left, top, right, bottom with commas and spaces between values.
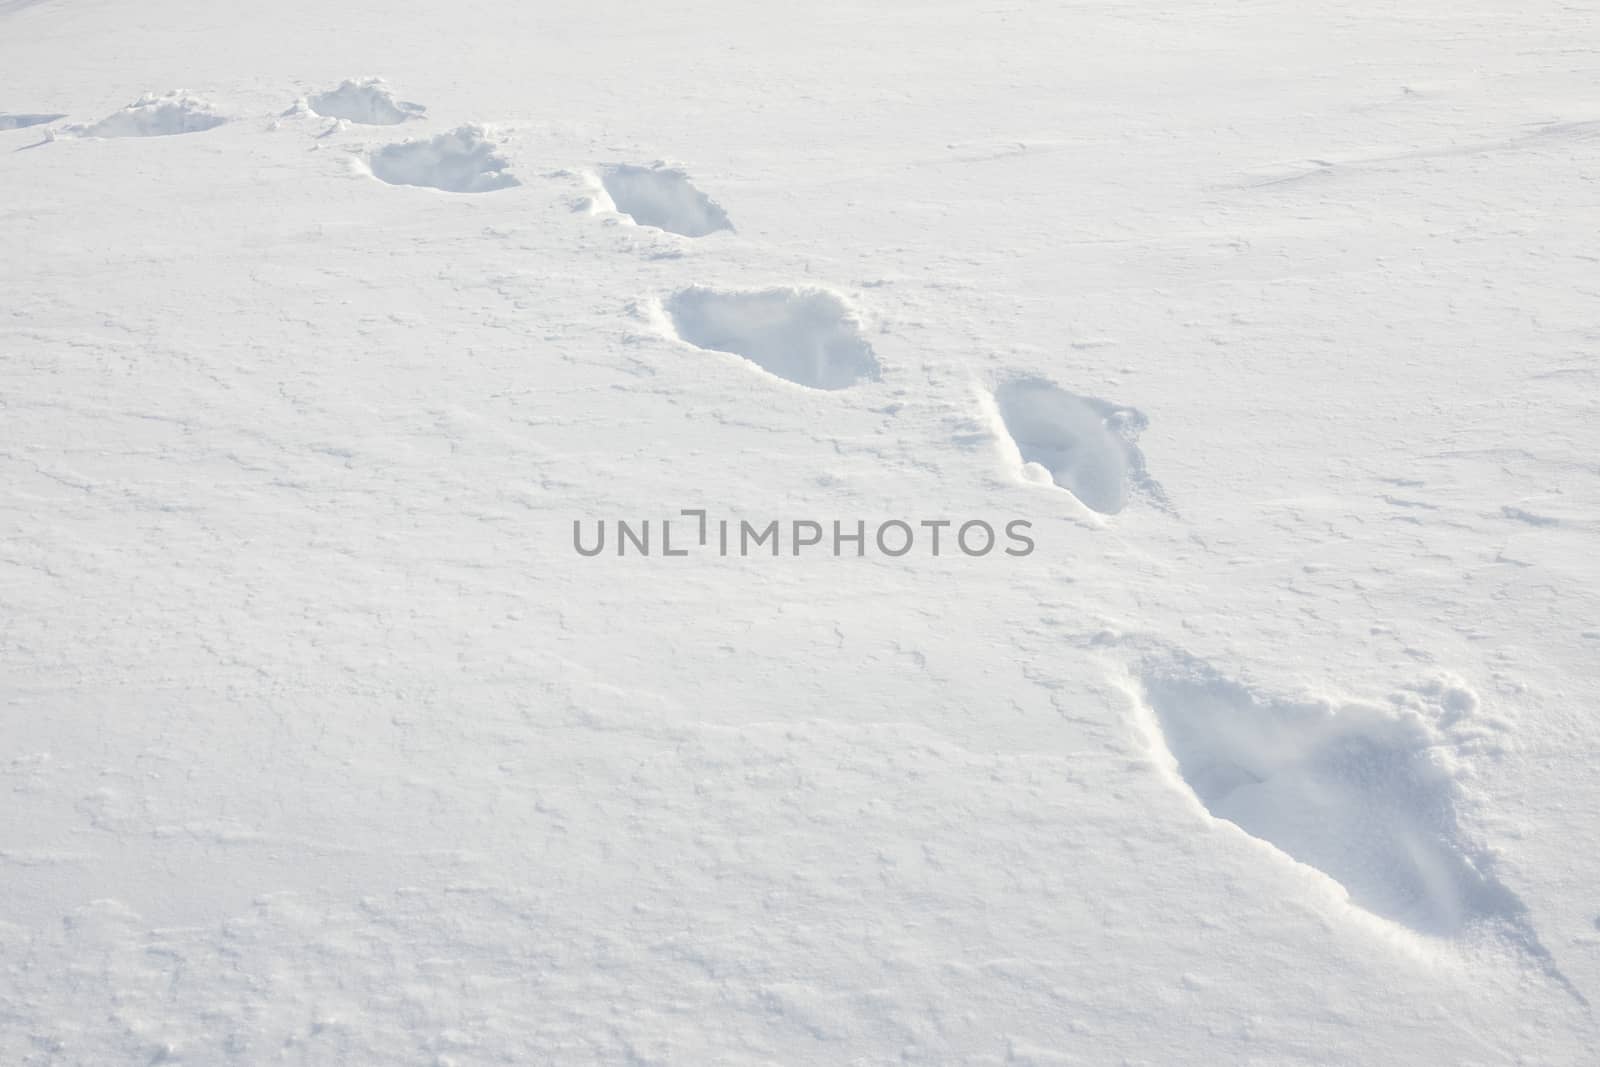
3, 0, 1599, 1063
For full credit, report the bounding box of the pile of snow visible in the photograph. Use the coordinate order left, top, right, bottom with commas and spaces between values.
598, 163, 732, 236
64, 93, 225, 138
307, 78, 423, 125
663, 286, 880, 390
368, 125, 518, 193
0, 112, 62, 130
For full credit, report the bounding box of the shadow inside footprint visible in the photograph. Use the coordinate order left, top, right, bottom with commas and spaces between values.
0, 113, 64, 131
308, 79, 424, 125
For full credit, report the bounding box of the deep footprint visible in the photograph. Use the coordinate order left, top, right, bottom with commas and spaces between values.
600, 163, 732, 237
369, 125, 518, 193
993, 377, 1163, 514
1136, 652, 1529, 939
308, 79, 424, 125
65, 93, 225, 138
663, 286, 880, 390
0, 113, 64, 131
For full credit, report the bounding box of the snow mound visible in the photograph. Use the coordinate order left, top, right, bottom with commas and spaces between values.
0, 113, 63, 131
307, 78, 423, 125
599, 163, 732, 236
369, 125, 518, 193
663, 286, 880, 390
66, 93, 225, 138
992, 378, 1158, 514
1136, 653, 1527, 938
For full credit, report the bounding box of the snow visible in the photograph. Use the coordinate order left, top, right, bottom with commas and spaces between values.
3, 0, 1599, 1063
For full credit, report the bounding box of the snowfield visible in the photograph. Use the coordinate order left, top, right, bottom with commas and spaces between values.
2, 0, 1598, 1063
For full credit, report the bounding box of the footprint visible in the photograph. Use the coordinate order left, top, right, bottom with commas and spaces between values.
0, 113, 63, 131
661, 286, 880, 390
992, 377, 1163, 514
62, 93, 225, 138
369, 125, 518, 193
595, 163, 732, 237
306, 78, 424, 125
1135, 652, 1530, 940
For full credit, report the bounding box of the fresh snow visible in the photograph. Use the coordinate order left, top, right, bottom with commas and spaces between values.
3, 0, 1599, 1063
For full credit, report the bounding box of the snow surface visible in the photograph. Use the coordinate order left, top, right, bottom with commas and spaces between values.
3, 0, 1599, 1063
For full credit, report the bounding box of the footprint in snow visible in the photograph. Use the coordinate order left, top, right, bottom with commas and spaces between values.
369, 125, 518, 193
990, 376, 1166, 515
661, 286, 880, 390
591, 163, 732, 237
1132, 649, 1581, 1000
60, 93, 225, 138
305, 78, 424, 126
